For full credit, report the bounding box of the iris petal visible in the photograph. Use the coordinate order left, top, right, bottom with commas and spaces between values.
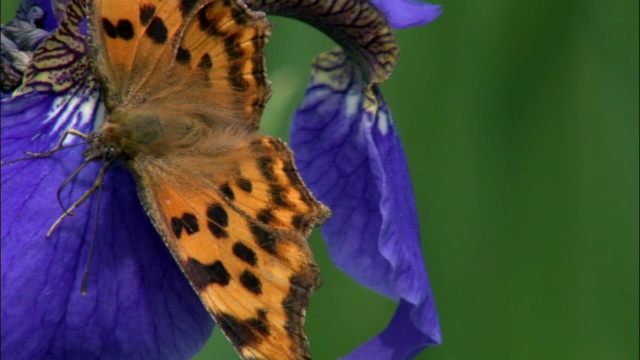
344, 300, 439, 360
370, 0, 442, 29
291, 50, 440, 358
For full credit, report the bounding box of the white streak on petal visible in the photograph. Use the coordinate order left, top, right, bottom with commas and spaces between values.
46, 84, 101, 144
345, 92, 361, 119
377, 109, 389, 136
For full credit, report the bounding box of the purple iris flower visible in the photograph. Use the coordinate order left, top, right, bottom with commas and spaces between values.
282, 1, 443, 358
1, 0, 441, 359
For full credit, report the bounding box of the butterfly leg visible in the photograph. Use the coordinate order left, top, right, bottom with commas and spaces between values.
46, 158, 113, 238
26, 128, 88, 157
55, 157, 97, 216
0, 129, 89, 166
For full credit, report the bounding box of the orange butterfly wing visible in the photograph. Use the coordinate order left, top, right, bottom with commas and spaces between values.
175, 0, 271, 128
131, 137, 329, 359
87, 0, 329, 358
90, 0, 270, 128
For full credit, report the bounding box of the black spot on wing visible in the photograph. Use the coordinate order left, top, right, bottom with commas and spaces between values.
269, 184, 289, 207
233, 242, 257, 266
185, 258, 230, 289
240, 270, 262, 295
171, 212, 199, 238
220, 182, 235, 200
231, 6, 248, 25
176, 47, 191, 64
180, 0, 198, 16
102, 18, 118, 38
207, 203, 228, 226
198, 6, 225, 36
249, 223, 277, 254
256, 156, 276, 182
139, 4, 155, 25
224, 35, 244, 61
207, 203, 229, 238
198, 8, 212, 30
236, 178, 252, 193
145, 17, 168, 44
257, 208, 274, 224
116, 20, 134, 40
198, 53, 213, 71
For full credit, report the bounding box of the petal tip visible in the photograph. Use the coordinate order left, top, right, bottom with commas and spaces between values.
372, 0, 443, 29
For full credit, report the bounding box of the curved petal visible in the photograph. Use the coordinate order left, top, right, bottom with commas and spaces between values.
370, 0, 442, 29
290, 50, 440, 358
1, 88, 214, 359
245, 0, 399, 83
343, 300, 439, 360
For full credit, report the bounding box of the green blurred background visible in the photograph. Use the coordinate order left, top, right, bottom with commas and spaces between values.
3, 0, 638, 359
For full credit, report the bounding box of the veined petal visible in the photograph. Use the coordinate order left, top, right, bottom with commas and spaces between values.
290, 50, 440, 358
370, 0, 442, 29
245, 0, 399, 83
1, 1, 213, 358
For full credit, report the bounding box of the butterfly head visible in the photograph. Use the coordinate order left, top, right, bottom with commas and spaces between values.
82, 128, 123, 164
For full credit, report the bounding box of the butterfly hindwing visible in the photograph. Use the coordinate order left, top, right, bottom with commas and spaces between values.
216, 136, 330, 234
131, 136, 329, 359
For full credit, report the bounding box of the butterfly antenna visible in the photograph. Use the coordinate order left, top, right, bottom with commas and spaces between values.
46, 158, 113, 238
81, 161, 107, 295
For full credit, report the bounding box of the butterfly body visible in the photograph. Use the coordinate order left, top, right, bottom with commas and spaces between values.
78, 0, 330, 358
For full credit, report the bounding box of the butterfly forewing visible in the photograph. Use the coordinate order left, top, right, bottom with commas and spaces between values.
90, 0, 270, 128
131, 137, 328, 359
90, 0, 200, 108
177, 1, 271, 128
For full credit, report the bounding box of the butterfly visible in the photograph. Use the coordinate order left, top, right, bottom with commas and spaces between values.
14, 0, 330, 359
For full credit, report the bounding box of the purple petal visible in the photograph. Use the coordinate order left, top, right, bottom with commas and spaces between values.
1, 89, 213, 358
343, 300, 438, 360
290, 50, 440, 359
369, 0, 442, 29
32, 0, 60, 31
